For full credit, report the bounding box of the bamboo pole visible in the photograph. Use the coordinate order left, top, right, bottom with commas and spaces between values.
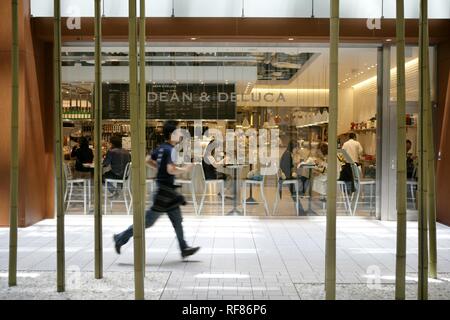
54, 0, 65, 292
129, 0, 145, 300
395, 0, 407, 300
139, 0, 147, 272
425, 17, 437, 280
8, 0, 19, 287
94, 0, 103, 280
325, 0, 339, 300
418, 0, 429, 300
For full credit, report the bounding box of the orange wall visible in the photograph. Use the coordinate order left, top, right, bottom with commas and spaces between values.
0, 0, 54, 227
436, 41, 450, 226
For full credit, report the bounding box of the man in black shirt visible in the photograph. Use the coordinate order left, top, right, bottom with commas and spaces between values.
113, 121, 200, 259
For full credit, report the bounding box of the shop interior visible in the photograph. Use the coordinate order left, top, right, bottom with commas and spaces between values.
60, 43, 423, 217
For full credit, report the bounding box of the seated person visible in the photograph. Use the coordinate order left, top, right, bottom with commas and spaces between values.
102, 135, 131, 196
71, 136, 94, 174
279, 140, 298, 199
406, 139, 417, 180
314, 142, 329, 174
310, 142, 329, 196
202, 139, 232, 196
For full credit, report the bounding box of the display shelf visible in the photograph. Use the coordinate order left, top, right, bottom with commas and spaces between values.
296, 121, 328, 129
353, 127, 376, 133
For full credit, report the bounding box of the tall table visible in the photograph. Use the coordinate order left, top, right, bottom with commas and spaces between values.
297, 163, 317, 216
225, 164, 246, 216
245, 163, 257, 204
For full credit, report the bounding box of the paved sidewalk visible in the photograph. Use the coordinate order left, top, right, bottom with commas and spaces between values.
1, 216, 450, 300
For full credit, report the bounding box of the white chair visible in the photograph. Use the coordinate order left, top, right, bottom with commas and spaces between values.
145, 165, 157, 206
243, 174, 269, 216
407, 180, 417, 209
175, 165, 199, 215
198, 163, 225, 216
314, 177, 352, 216
63, 162, 90, 215
104, 162, 132, 215
272, 169, 300, 216
337, 181, 352, 215
351, 163, 376, 215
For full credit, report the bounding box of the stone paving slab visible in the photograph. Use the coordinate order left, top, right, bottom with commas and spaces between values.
0, 271, 170, 300
295, 273, 450, 300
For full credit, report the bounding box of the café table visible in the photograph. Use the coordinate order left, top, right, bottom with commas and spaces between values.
224, 164, 247, 216
297, 163, 317, 216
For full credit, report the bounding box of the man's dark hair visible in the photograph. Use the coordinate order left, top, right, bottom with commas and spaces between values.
349, 132, 357, 140
406, 139, 412, 145
163, 120, 179, 141
79, 136, 89, 149
110, 135, 122, 149
286, 140, 297, 152
319, 142, 328, 157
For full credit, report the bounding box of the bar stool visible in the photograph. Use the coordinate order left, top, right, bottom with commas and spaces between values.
272, 169, 300, 216
104, 162, 132, 215
407, 180, 418, 209
242, 175, 269, 216
63, 162, 90, 215
175, 164, 199, 215
351, 163, 376, 215
198, 163, 225, 216
145, 165, 157, 206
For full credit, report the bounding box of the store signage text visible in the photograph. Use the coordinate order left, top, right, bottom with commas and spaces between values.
147, 92, 286, 103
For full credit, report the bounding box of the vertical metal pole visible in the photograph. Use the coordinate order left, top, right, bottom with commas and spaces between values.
325, 0, 339, 300
375, 47, 384, 221
54, 0, 65, 292
8, 0, 19, 287
139, 0, 147, 272
129, 0, 145, 300
426, 24, 437, 281
418, 0, 429, 300
94, 0, 103, 279
395, 0, 407, 300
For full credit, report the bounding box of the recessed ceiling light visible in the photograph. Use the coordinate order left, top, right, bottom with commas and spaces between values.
190, 37, 197, 41
386, 39, 392, 42
288, 38, 294, 41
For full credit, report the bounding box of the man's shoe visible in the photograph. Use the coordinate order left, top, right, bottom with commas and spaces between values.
181, 246, 200, 258
113, 234, 121, 254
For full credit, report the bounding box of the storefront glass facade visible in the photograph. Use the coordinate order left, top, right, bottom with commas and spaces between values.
60, 42, 433, 218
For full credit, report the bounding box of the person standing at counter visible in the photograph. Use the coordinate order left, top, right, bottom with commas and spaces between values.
71, 136, 94, 174
342, 132, 363, 165
113, 121, 200, 259
102, 135, 131, 196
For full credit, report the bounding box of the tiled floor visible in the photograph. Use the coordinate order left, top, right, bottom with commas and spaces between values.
1, 215, 449, 300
